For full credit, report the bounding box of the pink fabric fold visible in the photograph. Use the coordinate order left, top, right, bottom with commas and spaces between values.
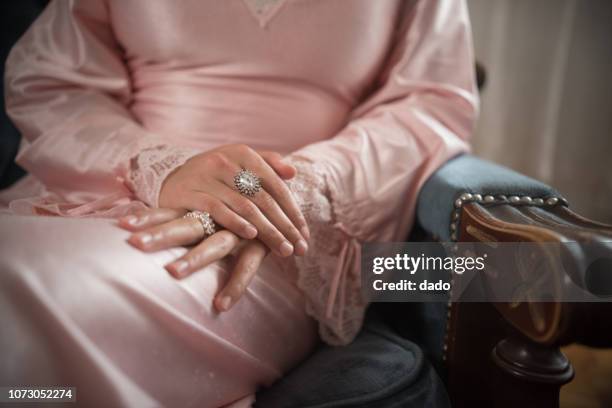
282, 0, 478, 344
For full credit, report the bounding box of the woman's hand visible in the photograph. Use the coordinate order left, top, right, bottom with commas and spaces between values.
119, 208, 269, 312
158, 145, 309, 257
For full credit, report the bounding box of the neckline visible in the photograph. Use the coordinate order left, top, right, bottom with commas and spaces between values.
242, 0, 289, 28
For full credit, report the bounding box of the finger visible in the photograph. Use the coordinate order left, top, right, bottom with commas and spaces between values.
209, 146, 305, 252
164, 230, 240, 278
248, 188, 308, 256
118, 208, 186, 231
225, 145, 308, 241
259, 151, 296, 180
211, 182, 295, 257
127, 216, 210, 252
242, 153, 310, 241
215, 241, 268, 312
178, 192, 258, 240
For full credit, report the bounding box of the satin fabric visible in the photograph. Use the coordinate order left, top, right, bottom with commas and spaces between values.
0, 0, 478, 406
0, 214, 317, 407
2, 0, 404, 216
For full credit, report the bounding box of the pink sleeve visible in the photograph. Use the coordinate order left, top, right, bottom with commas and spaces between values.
286, 0, 479, 345
4, 0, 199, 208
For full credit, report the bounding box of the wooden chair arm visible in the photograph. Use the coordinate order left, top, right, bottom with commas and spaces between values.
446, 202, 612, 408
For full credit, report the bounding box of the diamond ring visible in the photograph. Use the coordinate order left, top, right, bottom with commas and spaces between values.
234, 168, 262, 197
184, 210, 216, 237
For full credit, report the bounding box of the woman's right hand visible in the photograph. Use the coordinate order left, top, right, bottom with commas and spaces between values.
158, 144, 309, 257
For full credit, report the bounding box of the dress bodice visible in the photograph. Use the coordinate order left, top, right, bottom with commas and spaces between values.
108, 0, 402, 152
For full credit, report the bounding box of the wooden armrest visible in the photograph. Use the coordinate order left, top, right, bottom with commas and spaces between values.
445, 202, 612, 408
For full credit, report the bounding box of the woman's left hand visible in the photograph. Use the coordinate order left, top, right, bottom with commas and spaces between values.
118, 208, 269, 312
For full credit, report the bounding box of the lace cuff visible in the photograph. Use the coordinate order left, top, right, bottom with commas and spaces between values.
283, 156, 368, 345
127, 145, 201, 207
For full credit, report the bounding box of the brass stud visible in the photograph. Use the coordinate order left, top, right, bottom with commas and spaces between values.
546, 197, 559, 206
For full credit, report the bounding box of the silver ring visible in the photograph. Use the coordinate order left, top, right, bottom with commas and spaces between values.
234, 168, 262, 197
184, 210, 216, 237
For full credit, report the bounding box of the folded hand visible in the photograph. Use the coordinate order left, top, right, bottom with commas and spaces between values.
157, 145, 309, 257
119, 207, 270, 312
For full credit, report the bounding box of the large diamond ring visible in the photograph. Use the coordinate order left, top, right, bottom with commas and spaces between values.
234, 168, 262, 197
184, 210, 216, 237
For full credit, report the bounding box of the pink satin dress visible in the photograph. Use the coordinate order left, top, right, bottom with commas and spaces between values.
0, 0, 478, 406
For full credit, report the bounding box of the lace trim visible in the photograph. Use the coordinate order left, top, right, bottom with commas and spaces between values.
127, 145, 201, 207
283, 156, 368, 345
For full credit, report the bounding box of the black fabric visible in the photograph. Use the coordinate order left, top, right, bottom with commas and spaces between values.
255, 309, 450, 408
0, 1, 48, 188
373, 302, 448, 380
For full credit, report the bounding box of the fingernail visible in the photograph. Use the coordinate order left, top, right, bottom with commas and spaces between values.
296, 239, 308, 255
245, 225, 258, 239
218, 296, 232, 311
169, 260, 189, 277
138, 234, 152, 244
122, 215, 139, 226
300, 226, 310, 240
279, 241, 294, 257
